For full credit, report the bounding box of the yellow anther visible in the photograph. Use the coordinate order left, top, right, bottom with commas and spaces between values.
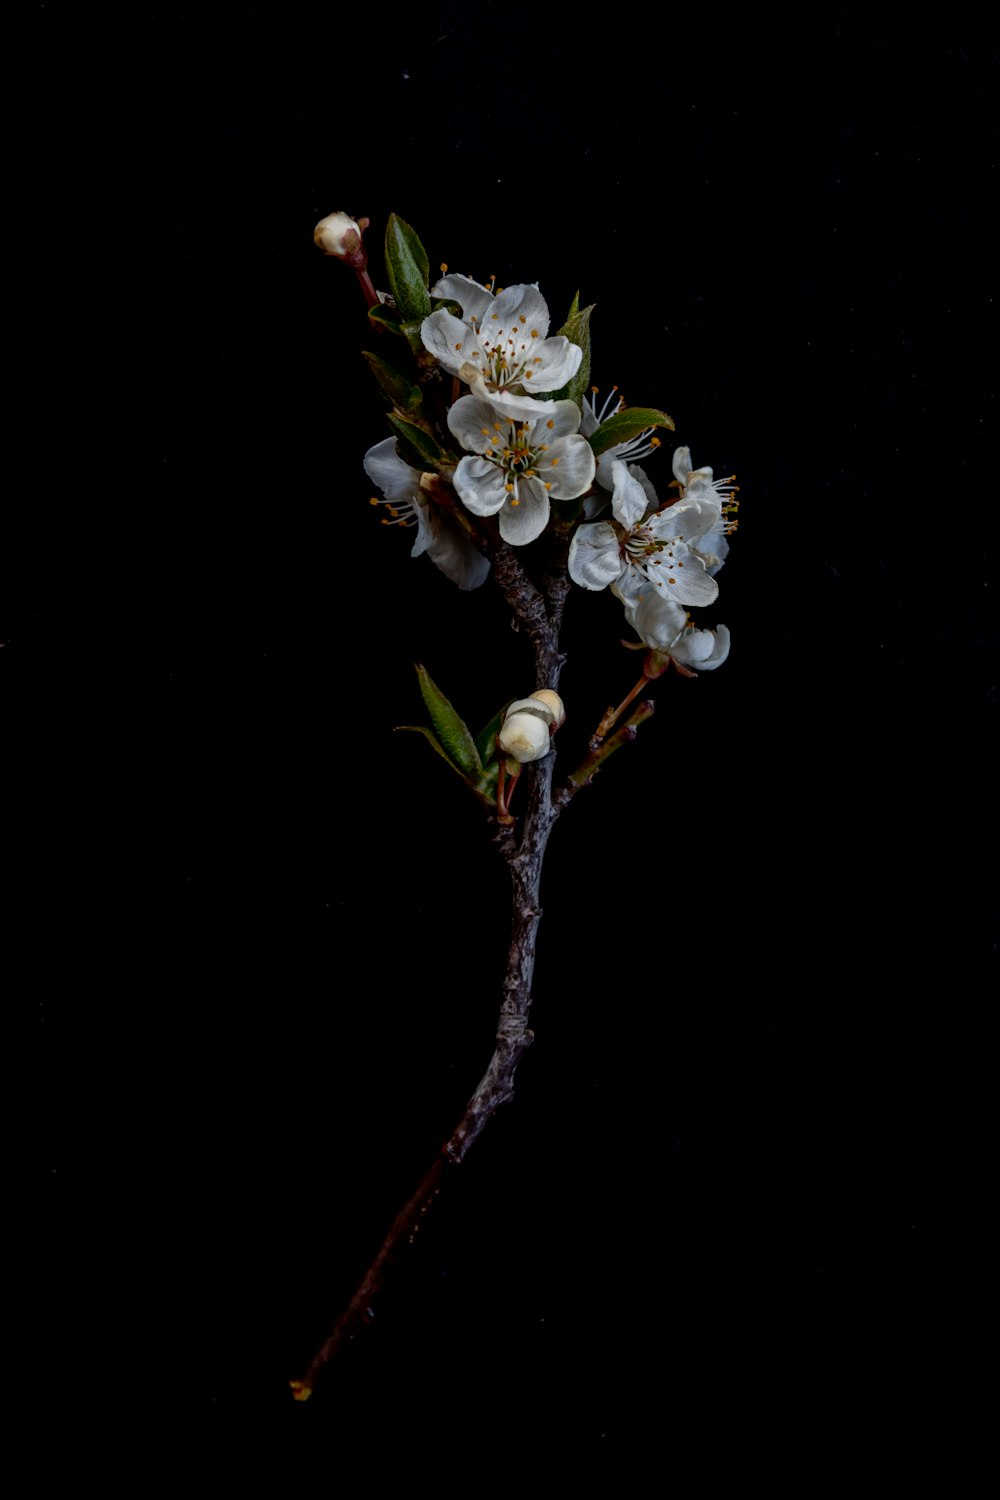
510, 497, 520, 506
505, 481, 514, 492
651, 436, 662, 448
550, 457, 559, 466
524, 370, 532, 378
544, 481, 553, 490
530, 329, 539, 338
546, 418, 554, 429
519, 314, 526, 323
369, 497, 379, 506
440, 262, 448, 273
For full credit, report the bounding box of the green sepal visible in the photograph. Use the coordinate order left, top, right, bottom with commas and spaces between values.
588, 406, 675, 456
551, 293, 594, 408
368, 303, 402, 335
386, 413, 448, 469
385, 214, 431, 350
362, 350, 423, 415
414, 663, 482, 778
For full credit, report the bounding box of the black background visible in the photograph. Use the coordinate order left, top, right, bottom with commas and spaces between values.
19, 3, 996, 1472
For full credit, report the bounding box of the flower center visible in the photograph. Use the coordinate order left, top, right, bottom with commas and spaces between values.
481, 416, 557, 506
468, 313, 546, 393
621, 519, 688, 591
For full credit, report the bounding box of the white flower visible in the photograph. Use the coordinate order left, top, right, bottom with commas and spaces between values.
421, 275, 582, 404
447, 395, 596, 546
671, 447, 739, 575
363, 438, 490, 590
567, 459, 720, 606
622, 592, 731, 672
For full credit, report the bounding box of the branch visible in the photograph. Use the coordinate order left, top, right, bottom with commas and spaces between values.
292, 592, 566, 1403
554, 698, 657, 808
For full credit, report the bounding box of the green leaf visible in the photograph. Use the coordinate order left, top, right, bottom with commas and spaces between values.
394, 724, 463, 774
474, 703, 511, 766
552, 294, 594, 407
385, 214, 431, 330
368, 303, 403, 335
474, 762, 499, 801
386, 413, 449, 469
588, 405, 675, 456
361, 351, 423, 414
414, 664, 482, 778
400, 318, 429, 355
396, 726, 495, 809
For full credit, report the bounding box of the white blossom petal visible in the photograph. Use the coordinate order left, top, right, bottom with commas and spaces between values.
544, 434, 597, 499
453, 455, 509, 515
568, 522, 622, 590
421, 310, 483, 376
609, 460, 650, 530
670, 622, 731, 669
622, 592, 687, 651
430, 273, 495, 323
497, 480, 550, 544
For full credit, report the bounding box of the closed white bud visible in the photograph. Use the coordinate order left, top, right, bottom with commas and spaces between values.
527, 689, 565, 728
498, 711, 551, 764
313, 212, 368, 267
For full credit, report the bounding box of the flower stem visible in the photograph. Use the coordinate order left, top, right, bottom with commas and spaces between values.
555, 699, 657, 806
592, 674, 648, 743
354, 266, 380, 309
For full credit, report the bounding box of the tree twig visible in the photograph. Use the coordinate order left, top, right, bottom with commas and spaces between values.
292, 556, 566, 1403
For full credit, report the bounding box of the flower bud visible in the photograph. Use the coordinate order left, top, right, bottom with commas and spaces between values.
498, 711, 551, 764
527, 689, 565, 728
313, 212, 369, 268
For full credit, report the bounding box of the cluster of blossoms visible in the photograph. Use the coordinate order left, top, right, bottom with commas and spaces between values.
317, 212, 737, 674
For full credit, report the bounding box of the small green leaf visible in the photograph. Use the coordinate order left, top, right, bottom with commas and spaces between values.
368, 302, 403, 335
414, 664, 482, 778
552, 295, 594, 407
362, 351, 423, 414
399, 318, 429, 355
394, 724, 463, 773
385, 214, 431, 330
588, 406, 675, 456
474, 703, 511, 766
475, 762, 499, 801
386, 413, 449, 469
